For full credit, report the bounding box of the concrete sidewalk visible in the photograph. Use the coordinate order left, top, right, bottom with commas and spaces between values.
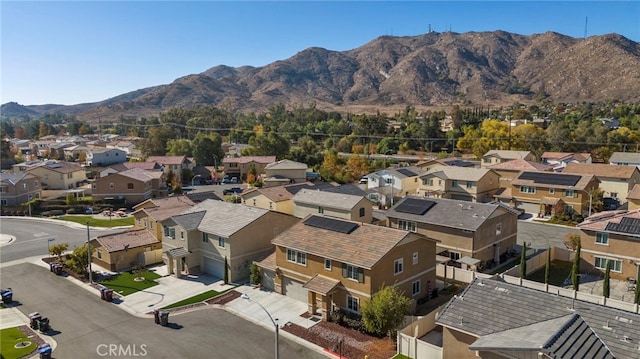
0, 306, 58, 355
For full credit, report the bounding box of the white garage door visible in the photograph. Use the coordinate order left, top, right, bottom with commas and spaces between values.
203, 257, 224, 279
283, 277, 308, 302
261, 269, 275, 291
517, 201, 540, 215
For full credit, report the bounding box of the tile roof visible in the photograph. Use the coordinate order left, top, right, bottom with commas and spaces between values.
628, 184, 640, 200
272, 215, 419, 269
483, 150, 533, 160
512, 171, 596, 190
609, 152, 640, 164
293, 188, 365, 210
94, 229, 159, 253
27, 161, 84, 174
487, 159, 552, 171
145, 156, 190, 165
420, 165, 495, 182
123, 162, 162, 170
254, 249, 277, 271
133, 196, 195, 221
265, 159, 308, 170
170, 199, 272, 237
437, 277, 635, 358
166, 247, 190, 258
387, 166, 424, 178
89, 147, 125, 154
577, 209, 640, 235
541, 152, 591, 162
303, 274, 340, 295
386, 196, 515, 231
222, 156, 276, 164
185, 191, 222, 203
563, 162, 639, 179
118, 168, 164, 181
0, 172, 29, 185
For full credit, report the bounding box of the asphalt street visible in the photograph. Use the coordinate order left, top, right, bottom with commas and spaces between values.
0, 263, 326, 359
516, 220, 575, 250
0, 218, 126, 263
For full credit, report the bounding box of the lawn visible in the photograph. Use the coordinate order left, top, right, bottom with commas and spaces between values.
162, 289, 223, 309
99, 270, 161, 296
526, 260, 573, 287
56, 215, 134, 227
0, 327, 37, 359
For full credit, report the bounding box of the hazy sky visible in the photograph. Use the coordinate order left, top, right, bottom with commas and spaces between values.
2, 1, 639, 106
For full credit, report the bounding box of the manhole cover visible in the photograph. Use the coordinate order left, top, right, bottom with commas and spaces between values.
14, 341, 32, 349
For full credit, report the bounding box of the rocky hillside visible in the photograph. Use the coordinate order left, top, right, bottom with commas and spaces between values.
3, 30, 639, 121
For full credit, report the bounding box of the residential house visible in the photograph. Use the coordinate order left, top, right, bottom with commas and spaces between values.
106, 140, 137, 156
487, 159, 553, 189
506, 171, 599, 217
577, 209, 640, 280
628, 184, 640, 211
63, 145, 90, 162
18, 160, 87, 190
415, 158, 477, 172
563, 162, 640, 203
364, 166, 425, 205
100, 161, 164, 178
90, 229, 163, 272
86, 148, 127, 167
241, 182, 339, 215
191, 165, 216, 184
263, 159, 309, 187
261, 214, 437, 319
131, 196, 196, 241
480, 150, 536, 167
609, 152, 640, 170
222, 156, 276, 181
416, 165, 500, 203
0, 172, 41, 206
145, 155, 194, 183
184, 191, 222, 204
292, 188, 373, 223
91, 168, 165, 205
386, 197, 518, 269
541, 152, 592, 172
161, 199, 298, 281
433, 277, 632, 358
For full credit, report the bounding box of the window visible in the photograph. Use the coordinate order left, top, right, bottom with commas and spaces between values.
346, 295, 359, 312
218, 236, 226, 248
34, 181, 39, 187
170, 228, 175, 239
269, 202, 273, 209
252, 199, 256, 206
28, 195, 32, 200
0, 186, 6, 193
286, 249, 306, 265
67, 173, 73, 179
163, 226, 169, 237
549, 188, 555, 194
109, 183, 115, 189
180, 231, 184, 240
565, 189, 575, 198
483, 158, 490, 163
449, 252, 461, 261
596, 232, 609, 245
92, 183, 97, 189
611, 192, 618, 198
324, 258, 332, 270
412, 280, 421, 296
22, 183, 28, 189
398, 220, 417, 232
423, 179, 433, 186
466, 181, 474, 189
594, 257, 622, 272
0, 199, 6, 206
127, 183, 134, 190
394, 258, 404, 275
413, 252, 419, 265
97, 249, 102, 259
452, 180, 458, 187
150, 222, 153, 229
343, 264, 363, 282
520, 186, 536, 194
438, 180, 442, 186
359, 208, 365, 217
202, 233, 208, 243
318, 206, 324, 214
143, 220, 147, 228
385, 178, 393, 184
496, 223, 502, 236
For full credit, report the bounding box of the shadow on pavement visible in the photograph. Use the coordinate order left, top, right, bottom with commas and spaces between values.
165, 323, 183, 330
45, 329, 62, 336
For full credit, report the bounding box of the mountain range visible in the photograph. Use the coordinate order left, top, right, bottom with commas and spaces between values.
3, 30, 640, 121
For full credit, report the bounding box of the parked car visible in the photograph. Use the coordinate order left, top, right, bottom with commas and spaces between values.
222, 175, 231, 184
603, 197, 620, 210
230, 177, 239, 184
223, 187, 243, 195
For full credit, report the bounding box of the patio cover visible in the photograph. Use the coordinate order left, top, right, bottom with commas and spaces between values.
303, 274, 340, 295
165, 247, 190, 259
456, 256, 481, 267
436, 255, 451, 265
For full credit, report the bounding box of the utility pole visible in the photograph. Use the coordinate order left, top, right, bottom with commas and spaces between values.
87, 222, 92, 284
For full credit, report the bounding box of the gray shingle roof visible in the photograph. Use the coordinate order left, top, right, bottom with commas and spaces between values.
420, 165, 495, 182
483, 150, 533, 160
437, 277, 637, 359
293, 188, 365, 210
609, 152, 640, 165
386, 196, 511, 231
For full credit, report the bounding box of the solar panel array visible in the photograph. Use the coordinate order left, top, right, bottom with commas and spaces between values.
605, 217, 640, 236
395, 197, 436, 215
518, 172, 581, 187
303, 215, 359, 234
396, 168, 418, 177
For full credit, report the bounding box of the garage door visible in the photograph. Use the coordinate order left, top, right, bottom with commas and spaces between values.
202, 257, 224, 279
283, 277, 308, 302
261, 269, 275, 291
517, 201, 540, 215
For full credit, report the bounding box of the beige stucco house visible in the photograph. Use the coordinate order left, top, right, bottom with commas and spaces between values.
222, 156, 276, 181
0, 172, 41, 207
145, 155, 194, 183
563, 163, 640, 204
131, 196, 196, 241
486, 159, 553, 189
263, 159, 309, 187
292, 188, 373, 223
481, 150, 536, 167
92, 168, 165, 205
416, 165, 500, 203
91, 229, 163, 272
15, 160, 87, 190
628, 184, 640, 211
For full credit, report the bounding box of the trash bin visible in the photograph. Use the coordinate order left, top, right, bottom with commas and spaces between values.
153, 309, 160, 324
29, 312, 41, 329
104, 289, 114, 302
100, 288, 106, 300
49, 262, 55, 272
1, 289, 12, 304
159, 310, 169, 326
54, 264, 63, 275
39, 344, 52, 359
37, 317, 50, 333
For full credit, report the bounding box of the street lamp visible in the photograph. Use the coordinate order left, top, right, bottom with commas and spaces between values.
47, 238, 55, 255
87, 222, 92, 284
241, 293, 279, 359
571, 187, 593, 217
191, 174, 202, 188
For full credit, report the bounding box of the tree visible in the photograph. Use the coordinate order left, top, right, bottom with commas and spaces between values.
166, 139, 193, 157
544, 247, 551, 284
361, 285, 412, 337
65, 243, 91, 278
520, 242, 527, 278
49, 242, 69, 262
192, 133, 224, 166
249, 263, 261, 286
224, 256, 229, 284
603, 260, 611, 298
571, 237, 581, 291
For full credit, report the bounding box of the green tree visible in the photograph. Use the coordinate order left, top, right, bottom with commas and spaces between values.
603, 260, 611, 298
520, 242, 527, 278
544, 247, 551, 284
65, 243, 91, 278
249, 263, 261, 286
140, 125, 174, 156
166, 139, 193, 157
192, 133, 224, 166
224, 256, 229, 284
571, 237, 581, 291
361, 285, 412, 337
49, 242, 69, 262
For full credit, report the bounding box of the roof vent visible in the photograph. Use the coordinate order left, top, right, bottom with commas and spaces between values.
460, 317, 464, 325
495, 287, 509, 293
622, 336, 632, 343
617, 316, 632, 324
478, 280, 485, 286
567, 298, 575, 312
603, 320, 612, 330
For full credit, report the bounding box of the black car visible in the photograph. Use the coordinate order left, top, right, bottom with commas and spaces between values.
223, 187, 243, 195
603, 197, 620, 210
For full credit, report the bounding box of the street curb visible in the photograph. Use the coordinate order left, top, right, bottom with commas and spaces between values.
1, 216, 133, 231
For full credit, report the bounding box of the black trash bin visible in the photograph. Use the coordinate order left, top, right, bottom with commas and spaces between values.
159, 310, 169, 326
100, 288, 106, 300
1, 289, 12, 304
104, 289, 114, 302
54, 264, 63, 275
29, 312, 41, 329
39, 344, 52, 359
49, 262, 55, 272
153, 309, 160, 324
37, 317, 50, 333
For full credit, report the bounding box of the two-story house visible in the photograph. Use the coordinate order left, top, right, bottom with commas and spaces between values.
577, 209, 640, 280
563, 162, 640, 203
131, 195, 196, 241
609, 152, 640, 170
241, 182, 339, 215
17, 160, 87, 190
292, 188, 373, 223
628, 184, 640, 211
416, 165, 500, 203
415, 158, 477, 172
509, 171, 599, 217
541, 151, 592, 172
86, 148, 127, 167
386, 197, 519, 269
145, 155, 194, 183
161, 199, 298, 281
222, 156, 276, 181
263, 159, 309, 187
487, 159, 553, 189
364, 166, 424, 206
100, 161, 164, 178
260, 214, 436, 319
0, 172, 41, 206
481, 150, 536, 167
91, 168, 165, 205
